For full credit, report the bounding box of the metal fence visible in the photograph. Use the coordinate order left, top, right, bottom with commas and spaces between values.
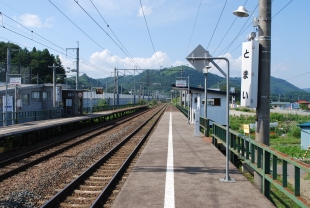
176, 104, 310, 207
0, 104, 142, 126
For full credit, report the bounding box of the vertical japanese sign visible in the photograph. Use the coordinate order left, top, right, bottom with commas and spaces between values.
56, 87, 61, 102
3, 96, 13, 112
240, 39, 259, 108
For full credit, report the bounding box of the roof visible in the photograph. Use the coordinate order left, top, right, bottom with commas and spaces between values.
171, 84, 227, 95
298, 100, 310, 104
270, 102, 290, 105
298, 122, 310, 127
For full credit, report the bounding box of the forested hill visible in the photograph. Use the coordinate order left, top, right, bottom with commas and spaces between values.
1, 41, 309, 102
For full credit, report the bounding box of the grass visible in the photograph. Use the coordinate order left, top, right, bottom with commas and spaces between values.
239, 165, 300, 208
272, 145, 309, 159
231, 112, 310, 207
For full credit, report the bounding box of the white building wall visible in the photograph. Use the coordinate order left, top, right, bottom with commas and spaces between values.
190, 91, 226, 125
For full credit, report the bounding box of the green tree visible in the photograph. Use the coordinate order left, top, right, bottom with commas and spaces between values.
300, 103, 308, 110
98, 99, 108, 106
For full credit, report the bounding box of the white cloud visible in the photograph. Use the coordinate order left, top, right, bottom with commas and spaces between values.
138, 5, 153, 16
18, 14, 53, 28
207, 53, 242, 78
61, 51, 244, 79
89, 50, 171, 71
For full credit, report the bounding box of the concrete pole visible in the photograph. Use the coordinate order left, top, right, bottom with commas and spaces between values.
204, 73, 207, 119
117, 70, 119, 105
134, 69, 136, 104
187, 76, 190, 124
53, 66, 56, 108
4, 48, 10, 126
48, 64, 58, 108
254, 0, 272, 192
76, 42, 79, 90
113, 68, 116, 106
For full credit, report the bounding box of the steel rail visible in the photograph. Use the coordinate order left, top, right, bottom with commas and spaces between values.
91, 105, 166, 207
0, 107, 152, 181
41, 104, 167, 208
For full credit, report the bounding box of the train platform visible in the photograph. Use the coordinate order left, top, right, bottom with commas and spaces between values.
0, 105, 147, 138
112, 105, 275, 208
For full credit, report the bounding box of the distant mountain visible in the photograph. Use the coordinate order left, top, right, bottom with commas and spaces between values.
303, 88, 310, 92
80, 66, 310, 102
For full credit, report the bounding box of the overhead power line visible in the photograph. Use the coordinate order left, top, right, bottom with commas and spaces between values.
0, 0, 76, 45
74, 0, 138, 69
89, 0, 140, 69
223, 0, 294, 56
206, 0, 227, 50
139, 0, 161, 68
48, 0, 133, 68
184, 0, 203, 56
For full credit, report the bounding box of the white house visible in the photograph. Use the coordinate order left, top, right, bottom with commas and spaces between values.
172, 85, 227, 125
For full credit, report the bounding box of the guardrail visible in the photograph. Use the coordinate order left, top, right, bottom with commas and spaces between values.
83, 104, 140, 113
212, 123, 310, 207
0, 104, 142, 126
176, 104, 310, 207
0, 109, 65, 126
176, 104, 211, 137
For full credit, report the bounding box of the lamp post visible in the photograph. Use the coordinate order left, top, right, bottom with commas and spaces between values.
205, 57, 234, 182
233, 0, 271, 192
203, 66, 210, 121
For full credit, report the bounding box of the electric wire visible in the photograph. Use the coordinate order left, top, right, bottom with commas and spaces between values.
215, 4, 257, 57
212, 0, 248, 55
139, 0, 161, 68
0, 27, 110, 77
0, 0, 76, 45
221, 0, 293, 57
1, 12, 65, 52
89, 0, 140, 70
0, 1, 96, 61
74, 0, 137, 69
206, 0, 227, 50
48, 0, 133, 68
272, 0, 293, 19
184, 0, 203, 56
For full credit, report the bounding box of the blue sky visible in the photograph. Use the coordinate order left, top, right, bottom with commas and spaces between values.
1, 0, 309, 89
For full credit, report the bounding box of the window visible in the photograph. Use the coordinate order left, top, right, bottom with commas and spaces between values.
42, 92, 49, 100
21, 94, 29, 105
207, 98, 221, 106
32, 92, 40, 100
66, 99, 72, 106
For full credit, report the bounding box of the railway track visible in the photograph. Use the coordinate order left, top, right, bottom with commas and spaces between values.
41, 104, 167, 207
0, 107, 151, 181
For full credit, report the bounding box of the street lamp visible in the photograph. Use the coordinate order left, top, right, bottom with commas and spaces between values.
203, 66, 211, 120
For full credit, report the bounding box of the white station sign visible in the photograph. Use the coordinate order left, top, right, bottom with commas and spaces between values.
176, 79, 187, 87
10, 77, 21, 85
240, 39, 259, 108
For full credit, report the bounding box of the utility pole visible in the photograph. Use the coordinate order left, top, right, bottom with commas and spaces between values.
4, 48, 10, 126
117, 70, 119, 105
66, 41, 79, 90
113, 68, 116, 106
48, 64, 58, 108
255, 0, 272, 192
